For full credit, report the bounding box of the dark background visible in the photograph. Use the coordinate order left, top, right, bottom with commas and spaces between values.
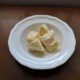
0, 0, 80, 6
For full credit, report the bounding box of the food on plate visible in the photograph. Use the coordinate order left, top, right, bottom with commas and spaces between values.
40, 30, 54, 45
27, 24, 59, 52
27, 31, 39, 43
28, 39, 44, 52
40, 30, 58, 52
39, 24, 49, 36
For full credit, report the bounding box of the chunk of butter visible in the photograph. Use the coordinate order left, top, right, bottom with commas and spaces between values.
39, 24, 49, 36
40, 29, 58, 52
27, 31, 40, 43
28, 39, 44, 52
40, 30, 54, 44
46, 40, 59, 52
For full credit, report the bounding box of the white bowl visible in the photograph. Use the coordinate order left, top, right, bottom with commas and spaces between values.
8, 15, 76, 69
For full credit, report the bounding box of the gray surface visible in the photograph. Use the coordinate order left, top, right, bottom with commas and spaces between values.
0, 0, 80, 6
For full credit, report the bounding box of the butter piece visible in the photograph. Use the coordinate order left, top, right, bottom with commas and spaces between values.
27, 31, 39, 43
46, 40, 59, 52
39, 24, 49, 36
40, 30, 54, 45
28, 39, 44, 52
40, 30, 58, 52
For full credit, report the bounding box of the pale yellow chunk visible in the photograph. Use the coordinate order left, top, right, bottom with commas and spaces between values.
40, 30, 54, 45
39, 24, 49, 36
40, 30, 58, 52
46, 40, 59, 52
27, 31, 39, 43
28, 39, 44, 52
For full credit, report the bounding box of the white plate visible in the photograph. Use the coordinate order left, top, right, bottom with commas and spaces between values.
8, 15, 76, 69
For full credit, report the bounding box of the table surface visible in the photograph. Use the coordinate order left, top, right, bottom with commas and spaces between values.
0, 6, 80, 80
